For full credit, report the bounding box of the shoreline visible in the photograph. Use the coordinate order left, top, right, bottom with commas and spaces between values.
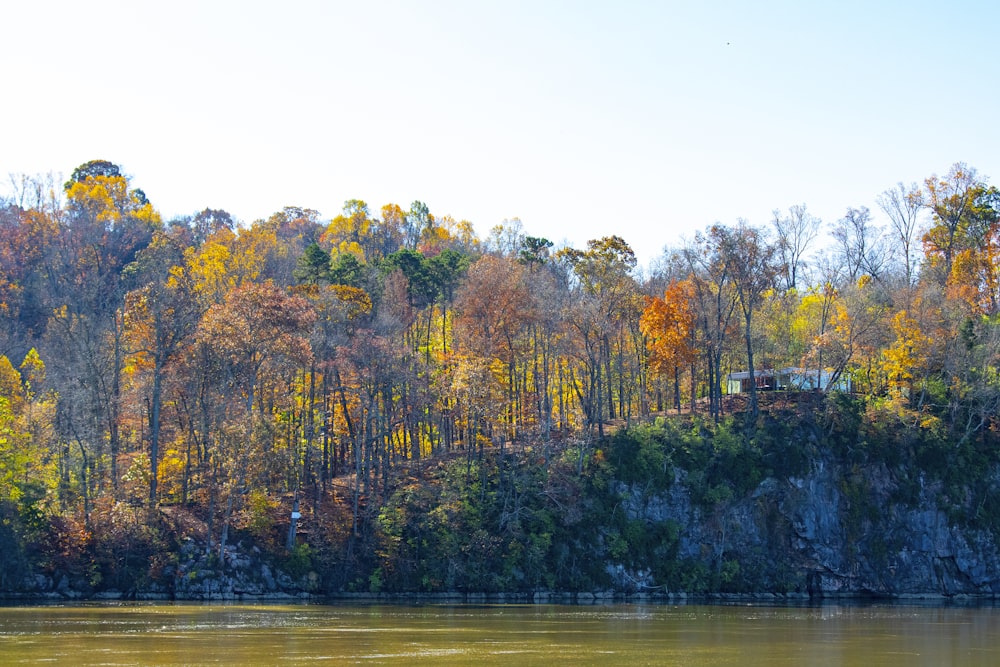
3, 589, 998, 605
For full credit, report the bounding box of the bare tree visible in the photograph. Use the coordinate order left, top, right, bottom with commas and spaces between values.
682, 232, 739, 423
484, 218, 526, 257
830, 206, 888, 283
876, 182, 925, 288
7, 172, 61, 212
771, 204, 820, 291
712, 221, 778, 421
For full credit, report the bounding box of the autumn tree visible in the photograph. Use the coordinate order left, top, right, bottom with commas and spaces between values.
922, 164, 1000, 314
65, 159, 122, 187
640, 278, 697, 413
260, 207, 324, 286
823, 274, 891, 394
322, 200, 373, 260
789, 256, 842, 392
923, 164, 997, 283
558, 236, 641, 436
371, 203, 407, 260
454, 255, 535, 441
182, 219, 288, 304
521, 237, 563, 438
195, 281, 316, 557
188, 208, 236, 246
880, 309, 932, 400
123, 232, 202, 505
44, 160, 161, 497
294, 281, 372, 489
198, 282, 315, 418
0, 203, 58, 352
947, 313, 1000, 444
0, 357, 31, 502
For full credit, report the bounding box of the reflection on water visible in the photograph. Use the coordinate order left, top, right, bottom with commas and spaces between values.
1, 601, 999, 666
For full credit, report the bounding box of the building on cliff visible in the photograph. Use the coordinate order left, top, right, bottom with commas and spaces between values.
726, 367, 852, 394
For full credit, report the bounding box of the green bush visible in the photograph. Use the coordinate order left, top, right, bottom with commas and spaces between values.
283, 543, 314, 579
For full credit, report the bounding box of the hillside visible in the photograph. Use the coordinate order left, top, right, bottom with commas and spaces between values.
4, 392, 999, 600
2, 160, 999, 600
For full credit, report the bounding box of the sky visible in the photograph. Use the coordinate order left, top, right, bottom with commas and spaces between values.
4, 0, 999, 270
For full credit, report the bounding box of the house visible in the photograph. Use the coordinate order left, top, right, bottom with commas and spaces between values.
726, 367, 851, 394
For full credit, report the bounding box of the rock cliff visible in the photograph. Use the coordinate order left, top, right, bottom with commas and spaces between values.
614, 454, 1000, 598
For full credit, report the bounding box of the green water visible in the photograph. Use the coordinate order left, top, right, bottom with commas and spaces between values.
1, 602, 998, 665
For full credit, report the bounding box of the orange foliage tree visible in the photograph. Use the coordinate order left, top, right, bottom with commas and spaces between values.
640, 279, 696, 413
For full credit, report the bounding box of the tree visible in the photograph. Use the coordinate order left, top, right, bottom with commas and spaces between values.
371, 203, 407, 260
881, 309, 931, 400
293, 243, 332, 285
62, 161, 160, 280
322, 200, 372, 260
64, 159, 121, 190
922, 164, 1000, 314
0, 393, 31, 503
640, 278, 696, 413
830, 206, 888, 283
877, 182, 924, 290
923, 164, 998, 284
823, 274, 891, 394
485, 218, 526, 257
7, 171, 60, 212
198, 281, 316, 413
454, 255, 534, 440
405, 201, 433, 250
123, 233, 202, 505
521, 252, 566, 440
189, 208, 236, 245
0, 205, 57, 350
682, 231, 739, 422
426, 248, 470, 305
330, 252, 366, 288
558, 236, 641, 435
518, 236, 553, 267
195, 281, 316, 557
183, 221, 283, 302
260, 207, 324, 286
381, 249, 435, 308
711, 221, 777, 421
47, 161, 161, 496
771, 204, 820, 292
791, 255, 842, 393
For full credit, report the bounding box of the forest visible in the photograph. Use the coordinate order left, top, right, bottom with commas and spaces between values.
1, 159, 999, 598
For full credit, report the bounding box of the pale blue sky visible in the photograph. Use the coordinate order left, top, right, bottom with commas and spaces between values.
4, 1, 998, 268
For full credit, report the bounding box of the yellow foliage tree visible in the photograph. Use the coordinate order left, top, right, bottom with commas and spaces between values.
0, 355, 25, 414
881, 310, 931, 399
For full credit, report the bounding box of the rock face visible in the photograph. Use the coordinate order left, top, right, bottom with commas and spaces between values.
616, 455, 1000, 598
13, 538, 318, 602
168, 540, 315, 601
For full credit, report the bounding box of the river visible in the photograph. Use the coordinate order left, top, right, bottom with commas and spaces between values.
1, 601, 998, 665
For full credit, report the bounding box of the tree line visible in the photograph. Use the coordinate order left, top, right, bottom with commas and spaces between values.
1, 159, 997, 557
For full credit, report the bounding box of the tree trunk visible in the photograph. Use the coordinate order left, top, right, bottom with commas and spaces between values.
745, 315, 758, 422
148, 353, 163, 506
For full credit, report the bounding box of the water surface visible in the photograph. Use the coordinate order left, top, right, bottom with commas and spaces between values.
1, 601, 998, 665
